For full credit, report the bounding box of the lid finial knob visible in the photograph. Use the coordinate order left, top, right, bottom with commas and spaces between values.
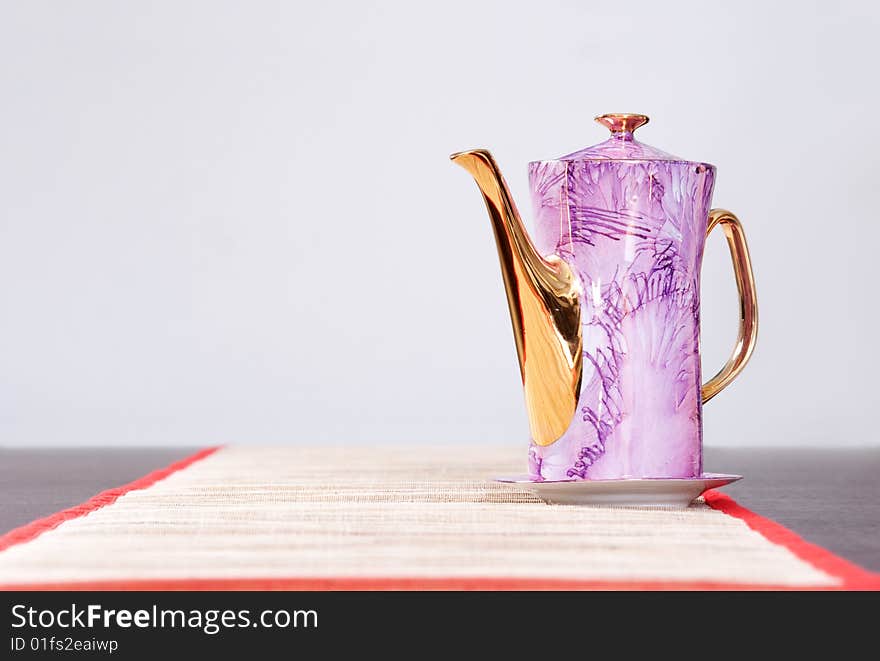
595, 113, 649, 140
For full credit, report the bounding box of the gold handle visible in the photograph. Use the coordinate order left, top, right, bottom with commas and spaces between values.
701, 209, 758, 403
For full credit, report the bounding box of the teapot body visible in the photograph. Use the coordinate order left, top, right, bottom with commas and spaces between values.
452, 113, 757, 483
527, 156, 715, 480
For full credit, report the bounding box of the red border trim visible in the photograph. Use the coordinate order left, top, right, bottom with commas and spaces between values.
702, 489, 880, 590
0, 447, 220, 553
0, 458, 877, 591
0, 577, 861, 591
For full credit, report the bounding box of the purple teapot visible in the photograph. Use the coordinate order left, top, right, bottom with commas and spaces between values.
452, 114, 758, 481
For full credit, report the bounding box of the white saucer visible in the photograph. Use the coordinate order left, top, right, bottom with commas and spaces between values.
494, 473, 741, 508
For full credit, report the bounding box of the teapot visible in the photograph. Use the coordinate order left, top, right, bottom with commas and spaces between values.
451, 114, 757, 481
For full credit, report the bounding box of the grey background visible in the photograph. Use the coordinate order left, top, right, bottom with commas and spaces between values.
1, 1, 878, 448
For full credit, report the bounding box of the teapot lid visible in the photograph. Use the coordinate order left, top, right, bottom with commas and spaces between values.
553, 113, 699, 163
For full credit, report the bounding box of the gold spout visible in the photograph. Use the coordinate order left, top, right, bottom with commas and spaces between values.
450, 149, 582, 447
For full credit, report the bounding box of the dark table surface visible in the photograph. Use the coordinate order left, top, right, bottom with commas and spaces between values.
0, 447, 878, 572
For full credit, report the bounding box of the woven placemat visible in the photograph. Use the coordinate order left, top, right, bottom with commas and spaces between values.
0, 446, 876, 590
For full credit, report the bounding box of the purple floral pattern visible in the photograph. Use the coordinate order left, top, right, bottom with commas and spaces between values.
526, 135, 716, 480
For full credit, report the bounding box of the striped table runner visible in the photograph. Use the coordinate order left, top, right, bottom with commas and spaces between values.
0, 446, 876, 590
